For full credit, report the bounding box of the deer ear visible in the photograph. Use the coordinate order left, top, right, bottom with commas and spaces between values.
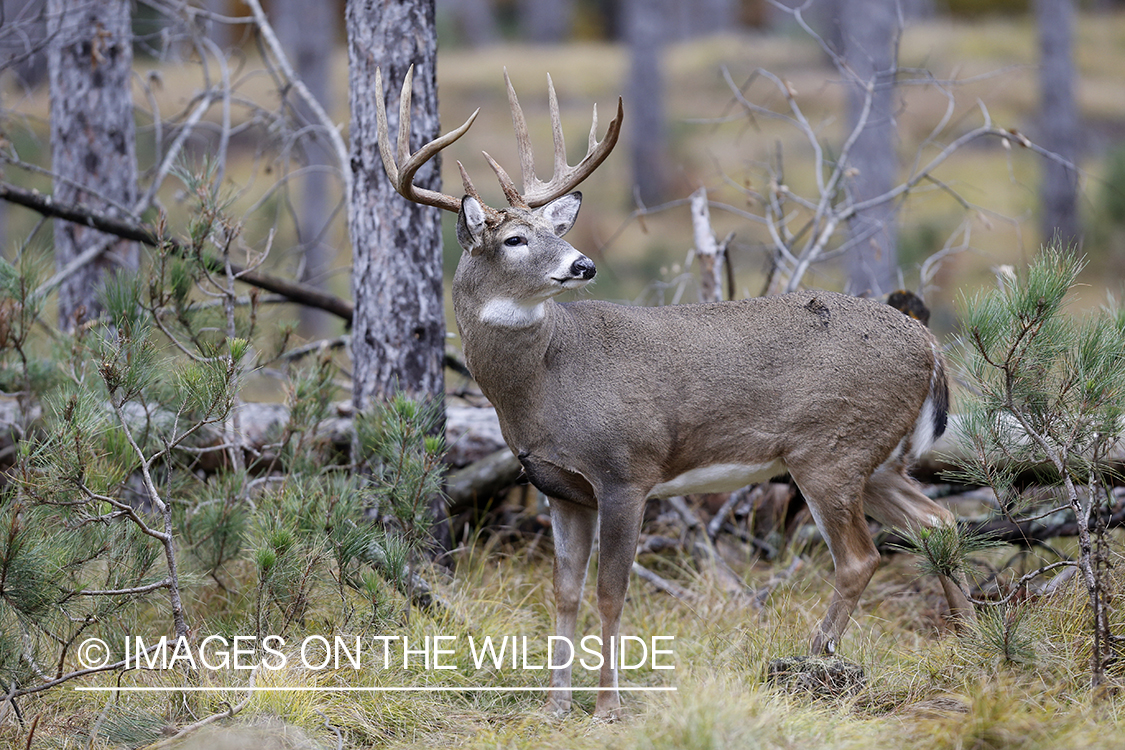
457, 195, 488, 254
541, 192, 582, 237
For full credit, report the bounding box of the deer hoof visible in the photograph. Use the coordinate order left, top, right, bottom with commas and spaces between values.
592, 698, 624, 723
543, 696, 572, 718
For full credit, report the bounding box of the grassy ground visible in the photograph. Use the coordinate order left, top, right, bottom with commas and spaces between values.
10, 533, 1125, 749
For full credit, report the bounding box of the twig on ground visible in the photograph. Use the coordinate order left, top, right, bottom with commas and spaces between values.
631, 561, 701, 605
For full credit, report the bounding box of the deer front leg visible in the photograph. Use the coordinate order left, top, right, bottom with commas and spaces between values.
592, 488, 646, 720
546, 497, 597, 716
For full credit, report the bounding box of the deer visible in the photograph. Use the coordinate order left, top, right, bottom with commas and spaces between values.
374, 68, 973, 719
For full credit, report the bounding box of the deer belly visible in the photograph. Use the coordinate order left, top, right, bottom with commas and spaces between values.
648, 460, 787, 499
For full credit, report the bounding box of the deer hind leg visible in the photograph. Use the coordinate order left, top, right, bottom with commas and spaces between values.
591, 487, 647, 720
861, 464, 974, 625
546, 497, 597, 716
789, 467, 881, 656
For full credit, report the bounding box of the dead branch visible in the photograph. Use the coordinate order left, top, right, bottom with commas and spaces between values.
0, 180, 355, 322
445, 448, 523, 513
667, 495, 755, 598
690, 186, 725, 303
631, 561, 701, 605
149, 668, 258, 749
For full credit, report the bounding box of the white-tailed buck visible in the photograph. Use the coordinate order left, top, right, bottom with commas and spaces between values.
376, 68, 971, 719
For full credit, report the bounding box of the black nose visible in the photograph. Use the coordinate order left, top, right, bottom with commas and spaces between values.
571, 257, 596, 280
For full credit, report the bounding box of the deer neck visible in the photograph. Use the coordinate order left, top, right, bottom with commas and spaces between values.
453, 289, 561, 413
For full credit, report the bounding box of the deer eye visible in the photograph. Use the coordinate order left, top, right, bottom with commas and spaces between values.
503, 235, 526, 247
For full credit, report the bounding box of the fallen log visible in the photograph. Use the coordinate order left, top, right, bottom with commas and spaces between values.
1, 396, 514, 499
445, 448, 523, 514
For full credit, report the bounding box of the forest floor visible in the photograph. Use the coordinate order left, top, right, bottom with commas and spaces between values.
14, 529, 1125, 750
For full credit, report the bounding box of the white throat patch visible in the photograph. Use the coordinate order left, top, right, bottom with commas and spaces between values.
479, 298, 546, 328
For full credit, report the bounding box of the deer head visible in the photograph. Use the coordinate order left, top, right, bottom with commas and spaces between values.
375, 68, 621, 319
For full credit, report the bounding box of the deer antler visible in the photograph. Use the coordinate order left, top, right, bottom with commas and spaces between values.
376, 67, 622, 215
483, 71, 624, 209
375, 65, 483, 214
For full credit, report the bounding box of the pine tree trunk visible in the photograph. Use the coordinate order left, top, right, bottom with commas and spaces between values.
1035, 0, 1081, 248
347, 0, 450, 553
273, 0, 342, 337
841, 0, 899, 297
46, 0, 138, 329
346, 0, 445, 411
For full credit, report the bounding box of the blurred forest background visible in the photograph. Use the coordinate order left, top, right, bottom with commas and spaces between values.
2, 0, 1124, 355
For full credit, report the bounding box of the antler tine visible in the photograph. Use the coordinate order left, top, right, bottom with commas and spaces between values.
457, 159, 490, 210
497, 73, 625, 209
482, 150, 526, 209
502, 69, 536, 207
395, 67, 414, 175
546, 74, 568, 186
374, 66, 480, 214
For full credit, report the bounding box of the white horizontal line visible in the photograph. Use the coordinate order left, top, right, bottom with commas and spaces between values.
74, 686, 677, 693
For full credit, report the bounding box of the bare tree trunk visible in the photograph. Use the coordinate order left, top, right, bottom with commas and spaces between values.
46, 0, 138, 329
519, 0, 573, 43
1035, 0, 1081, 249
347, 0, 445, 412
672, 0, 737, 39
625, 0, 669, 205
437, 0, 499, 47
273, 0, 342, 337
696, 0, 737, 35
201, 0, 236, 51
840, 0, 899, 297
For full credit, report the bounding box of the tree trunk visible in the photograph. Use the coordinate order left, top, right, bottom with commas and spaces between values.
346, 0, 446, 413
2, 0, 49, 89
46, 0, 138, 329
437, 0, 499, 47
519, 0, 573, 43
673, 0, 737, 39
202, 0, 236, 51
346, 0, 449, 552
625, 0, 669, 205
841, 0, 899, 297
273, 0, 342, 337
1035, 0, 1081, 249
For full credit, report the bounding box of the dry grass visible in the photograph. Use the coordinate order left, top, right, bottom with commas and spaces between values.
9, 537, 1125, 749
